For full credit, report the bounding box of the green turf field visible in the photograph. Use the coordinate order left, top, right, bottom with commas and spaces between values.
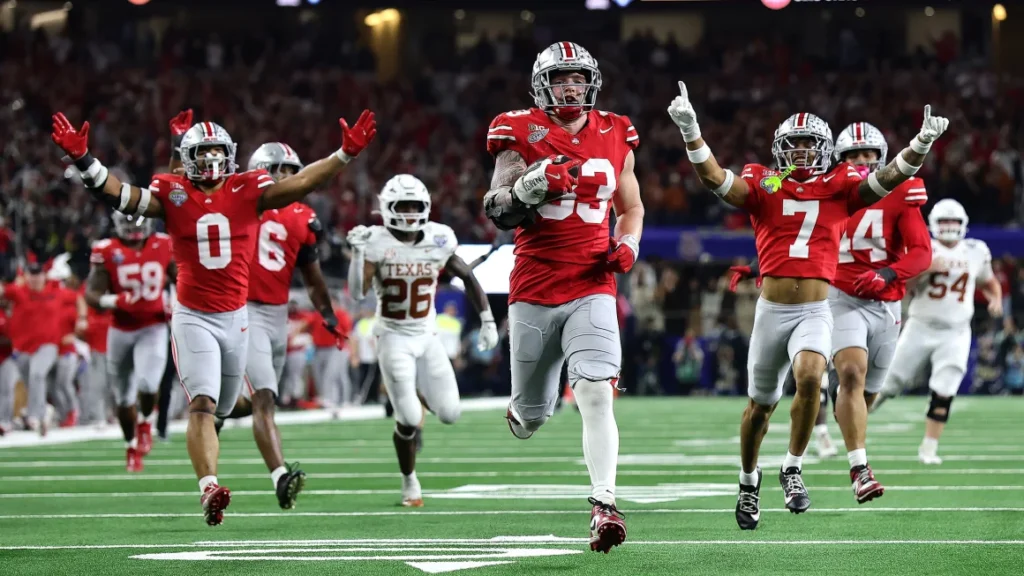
1, 397, 1022, 575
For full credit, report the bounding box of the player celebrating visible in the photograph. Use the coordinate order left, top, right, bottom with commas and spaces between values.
84, 213, 174, 471
348, 174, 498, 508
240, 142, 345, 509
871, 199, 1001, 464
668, 82, 948, 529
481, 42, 642, 553
51, 108, 376, 525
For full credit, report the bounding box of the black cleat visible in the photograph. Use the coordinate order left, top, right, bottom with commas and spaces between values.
779, 467, 811, 513
275, 462, 307, 510
735, 468, 762, 530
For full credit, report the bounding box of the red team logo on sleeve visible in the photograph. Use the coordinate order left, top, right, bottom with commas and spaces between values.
248, 204, 319, 306
486, 108, 639, 306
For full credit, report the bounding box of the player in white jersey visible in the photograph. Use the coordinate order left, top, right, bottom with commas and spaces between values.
871, 199, 1002, 464
347, 174, 499, 506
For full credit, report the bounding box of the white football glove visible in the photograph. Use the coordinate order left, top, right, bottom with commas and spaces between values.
346, 225, 372, 249
477, 310, 499, 352
667, 81, 701, 142
915, 105, 950, 145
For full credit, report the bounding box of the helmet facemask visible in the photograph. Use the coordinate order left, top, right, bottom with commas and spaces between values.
932, 218, 966, 243
183, 143, 237, 182
841, 149, 883, 179
533, 69, 600, 121
383, 200, 430, 233
112, 212, 152, 242
772, 135, 833, 180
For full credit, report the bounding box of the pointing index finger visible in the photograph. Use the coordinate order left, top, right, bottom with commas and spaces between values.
678, 81, 688, 100
923, 104, 931, 122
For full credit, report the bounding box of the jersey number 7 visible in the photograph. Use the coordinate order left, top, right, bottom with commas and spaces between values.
782, 199, 819, 259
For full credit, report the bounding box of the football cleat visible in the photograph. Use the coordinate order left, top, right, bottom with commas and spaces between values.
276, 462, 307, 510
735, 468, 762, 530
59, 409, 78, 428
815, 428, 839, 459
588, 497, 626, 553
401, 474, 423, 508
126, 447, 143, 473
201, 484, 231, 526
779, 467, 811, 513
505, 406, 533, 440
851, 464, 884, 504
401, 496, 424, 508
136, 422, 153, 456
918, 445, 943, 465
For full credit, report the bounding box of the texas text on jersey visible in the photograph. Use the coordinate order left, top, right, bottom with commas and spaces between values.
364, 221, 458, 335
486, 108, 638, 305
740, 161, 863, 282
149, 169, 273, 313
90, 233, 174, 330
832, 178, 930, 301
248, 203, 319, 305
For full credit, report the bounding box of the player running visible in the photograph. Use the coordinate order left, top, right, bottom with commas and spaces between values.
871, 199, 1001, 464
481, 42, 642, 553
669, 81, 948, 529
50, 107, 376, 525
348, 174, 498, 508
84, 214, 174, 471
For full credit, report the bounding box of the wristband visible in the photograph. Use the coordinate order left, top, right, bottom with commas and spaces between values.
480, 309, 494, 323
118, 183, 132, 211
877, 267, 898, 284
618, 234, 640, 262
99, 294, 119, 309
867, 172, 891, 198
711, 169, 735, 198
910, 136, 932, 155
334, 149, 352, 164
686, 143, 711, 164
896, 154, 920, 176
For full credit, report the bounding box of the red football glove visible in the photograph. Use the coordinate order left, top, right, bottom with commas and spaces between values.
51, 112, 90, 159
169, 109, 194, 137
513, 155, 580, 206
853, 268, 896, 299
727, 265, 762, 292
606, 235, 639, 274
322, 312, 347, 350
339, 109, 377, 159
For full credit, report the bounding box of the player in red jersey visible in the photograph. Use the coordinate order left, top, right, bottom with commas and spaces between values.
481, 41, 641, 553
669, 81, 948, 529
84, 213, 174, 471
47, 257, 88, 428
51, 107, 376, 525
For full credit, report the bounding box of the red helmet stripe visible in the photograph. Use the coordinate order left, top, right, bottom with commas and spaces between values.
854, 122, 864, 142
280, 143, 295, 159
795, 113, 807, 128
561, 42, 575, 60
203, 122, 213, 138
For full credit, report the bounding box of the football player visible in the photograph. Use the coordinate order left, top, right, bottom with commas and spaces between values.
84, 213, 174, 471
871, 199, 1001, 464
51, 107, 376, 525
348, 174, 498, 508
482, 42, 642, 553
669, 81, 948, 529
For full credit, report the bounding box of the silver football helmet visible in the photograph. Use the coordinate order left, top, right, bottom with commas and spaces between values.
179, 121, 238, 182
772, 113, 834, 176
531, 42, 602, 121
379, 174, 431, 233
928, 198, 969, 243
112, 211, 152, 242
248, 142, 303, 182
834, 122, 888, 173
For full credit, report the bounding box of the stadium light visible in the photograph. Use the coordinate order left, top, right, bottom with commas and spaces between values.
761, 0, 791, 9
127, 0, 150, 6
365, 8, 399, 27
994, 4, 1007, 21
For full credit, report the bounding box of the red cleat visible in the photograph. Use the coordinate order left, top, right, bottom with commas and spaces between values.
201, 484, 231, 526
851, 464, 884, 504
588, 497, 626, 553
126, 447, 144, 473
59, 409, 78, 428
136, 422, 153, 456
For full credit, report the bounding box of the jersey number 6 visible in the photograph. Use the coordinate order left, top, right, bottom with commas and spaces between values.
536, 158, 615, 224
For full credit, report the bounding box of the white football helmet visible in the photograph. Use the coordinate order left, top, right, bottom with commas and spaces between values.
928, 198, 969, 243
379, 174, 431, 233
772, 113, 834, 176
531, 42, 602, 121
834, 122, 888, 173
248, 142, 303, 182
112, 211, 152, 242
179, 121, 238, 182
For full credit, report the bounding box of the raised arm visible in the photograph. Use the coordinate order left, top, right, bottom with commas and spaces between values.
444, 254, 499, 352
346, 225, 376, 299
857, 106, 949, 206
667, 81, 750, 208
167, 109, 192, 174
51, 113, 165, 219
258, 110, 376, 211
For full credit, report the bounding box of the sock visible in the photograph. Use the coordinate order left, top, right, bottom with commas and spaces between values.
921, 437, 939, 452
402, 471, 420, 495
782, 451, 803, 471
847, 448, 867, 469
739, 468, 760, 486
126, 437, 138, 450
270, 466, 287, 489
813, 424, 829, 436
573, 379, 619, 505
199, 475, 218, 494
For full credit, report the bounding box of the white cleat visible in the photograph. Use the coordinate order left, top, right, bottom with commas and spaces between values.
401, 475, 423, 508
815, 431, 839, 459
918, 449, 943, 465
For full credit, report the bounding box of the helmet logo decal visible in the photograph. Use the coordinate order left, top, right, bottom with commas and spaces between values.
560, 42, 576, 60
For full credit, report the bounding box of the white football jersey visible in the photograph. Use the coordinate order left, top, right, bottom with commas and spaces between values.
364, 222, 458, 336
908, 238, 993, 327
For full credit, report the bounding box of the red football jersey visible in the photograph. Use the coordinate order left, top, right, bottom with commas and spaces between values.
85, 305, 111, 354
0, 309, 11, 363
486, 107, 639, 305
247, 203, 318, 306
310, 307, 352, 349
5, 283, 76, 353
54, 282, 78, 355
149, 170, 272, 313
833, 177, 931, 301
90, 233, 174, 331
740, 162, 863, 282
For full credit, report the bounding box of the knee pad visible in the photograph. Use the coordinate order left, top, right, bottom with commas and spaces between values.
926, 392, 953, 423
393, 394, 423, 428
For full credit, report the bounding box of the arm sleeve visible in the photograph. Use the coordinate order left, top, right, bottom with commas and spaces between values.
888, 207, 932, 281
485, 112, 530, 159
739, 164, 763, 214
618, 114, 639, 150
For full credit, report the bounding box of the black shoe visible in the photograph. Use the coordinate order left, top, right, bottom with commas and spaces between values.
735, 468, 762, 530
384, 399, 394, 419
779, 466, 811, 513
275, 462, 307, 510
414, 427, 423, 454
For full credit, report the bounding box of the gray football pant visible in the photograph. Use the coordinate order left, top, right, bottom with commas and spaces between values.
313, 347, 352, 406
16, 344, 58, 422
